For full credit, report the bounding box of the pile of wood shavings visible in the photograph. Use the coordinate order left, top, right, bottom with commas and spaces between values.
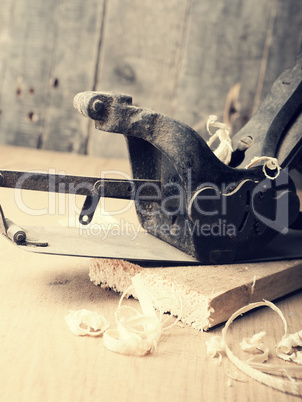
206, 300, 302, 396
65, 273, 181, 356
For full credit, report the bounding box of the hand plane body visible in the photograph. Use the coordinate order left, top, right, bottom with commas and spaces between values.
1, 54, 302, 264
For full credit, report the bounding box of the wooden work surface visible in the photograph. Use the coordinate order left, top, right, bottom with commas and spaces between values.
0, 145, 302, 402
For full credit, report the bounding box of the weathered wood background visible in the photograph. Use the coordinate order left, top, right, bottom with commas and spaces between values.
0, 0, 301, 159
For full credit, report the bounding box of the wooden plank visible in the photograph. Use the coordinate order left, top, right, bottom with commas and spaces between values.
0, 145, 301, 402
89, 258, 302, 330
0, 0, 105, 152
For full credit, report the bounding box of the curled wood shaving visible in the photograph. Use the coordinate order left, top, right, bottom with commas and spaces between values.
103, 274, 181, 356
103, 313, 161, 356
245, 156, 281, 179
249, 362, 301, 375
276, 330, 302, 365
206, 115, 233, 165
240, 331, 267, 353
277, 330, 302, 354
240, 331, 270, 364
206, 300, 302, 396
65, 309, 109, 336
247, 348, 270, 364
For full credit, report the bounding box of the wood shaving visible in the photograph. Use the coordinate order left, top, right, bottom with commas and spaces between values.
65, 309, 109, 336
103, 274, 161, 356
240, 331, 270, 364
103, 313, 161, 356
103, 274, 182, 356
206, 115, 233, 165
250, 276, 257, 295
245, 156, 281, 179
276, 330, 302, 365
249, 362, 301, 375
247, 348, 270, 364
240, 331, 267, 353
206, 300, 302, 396
206, 335, 225, 359
277, 330, 302, 354
66, 274, 180, 356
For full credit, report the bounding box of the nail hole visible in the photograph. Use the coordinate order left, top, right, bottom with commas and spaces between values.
16, 87, 22, 96
52, 78, 59, 88
29, 88, 35, 94
27, 111, 38, 122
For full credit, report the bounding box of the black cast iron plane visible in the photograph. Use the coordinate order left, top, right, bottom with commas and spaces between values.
0, 53, 301, 264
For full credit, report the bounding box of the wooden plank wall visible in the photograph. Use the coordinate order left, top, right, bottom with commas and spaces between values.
0, 0, 301, 159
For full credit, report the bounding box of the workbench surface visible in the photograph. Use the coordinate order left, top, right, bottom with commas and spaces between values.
0, 145, 301, 402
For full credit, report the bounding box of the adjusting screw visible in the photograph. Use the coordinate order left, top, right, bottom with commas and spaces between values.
92, 100, 104, 113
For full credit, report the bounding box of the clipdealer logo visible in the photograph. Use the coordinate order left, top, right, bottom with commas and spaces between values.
143, 218, 236, 238
12, 167, 292, 237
